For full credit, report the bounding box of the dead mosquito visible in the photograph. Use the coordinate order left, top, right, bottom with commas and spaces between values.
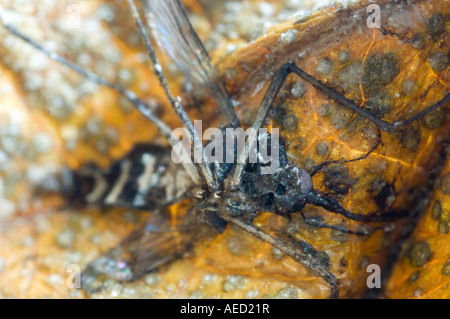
1, 0, 448, 298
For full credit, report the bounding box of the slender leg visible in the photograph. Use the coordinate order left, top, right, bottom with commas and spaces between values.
306, 190, 408, 222
300, 212, 378, 236
271, 64, 449, 133
144, 0, 240, 128
127, 0, 217, 190
0, 10, 172, 139
226, 63, 449, 189
0, 6, 204, 185
216, 210, 339, 298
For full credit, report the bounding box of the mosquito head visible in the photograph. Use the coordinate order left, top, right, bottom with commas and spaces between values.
272, 166, 313, 214
275, 166, 313, 196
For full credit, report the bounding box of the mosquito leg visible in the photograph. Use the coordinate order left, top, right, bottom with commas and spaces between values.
127, 0, 217, 190
284, 64, 449, 133
391, 93, 449, 129
226, 62, 449, 189
0, 6, 172, 140
310, 132, 381, 177
144, 0, 241, 128
227, 63, 297, 190
306, 190, 408, 222
217, 210, 339, 298
0, 5, 201, 185
300, 212, 378, 236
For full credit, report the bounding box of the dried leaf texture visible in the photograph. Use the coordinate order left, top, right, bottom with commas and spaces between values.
0, 0, 448, 299
384, 154, 450, 299
215, 0, 449, 298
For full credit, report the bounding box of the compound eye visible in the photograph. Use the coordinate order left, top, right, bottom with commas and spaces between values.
296, 168, 313, 194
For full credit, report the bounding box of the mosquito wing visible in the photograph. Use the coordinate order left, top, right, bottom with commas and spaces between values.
143, 0, 240, 127
81, 210, 216, 293
62, 143, 194, 210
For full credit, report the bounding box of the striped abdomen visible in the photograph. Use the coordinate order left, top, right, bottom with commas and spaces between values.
62, 143, 194, 210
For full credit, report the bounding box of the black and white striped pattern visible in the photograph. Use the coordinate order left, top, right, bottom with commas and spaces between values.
70, 144, 194, 210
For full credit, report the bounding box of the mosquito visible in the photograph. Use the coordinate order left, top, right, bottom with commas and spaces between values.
1, 0, 448, 298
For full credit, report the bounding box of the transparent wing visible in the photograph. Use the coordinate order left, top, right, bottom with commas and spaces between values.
81, 209, 216, 293
144, 0, 240, 127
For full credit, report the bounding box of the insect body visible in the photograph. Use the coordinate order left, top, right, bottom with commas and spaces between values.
1, 0, 448, 298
